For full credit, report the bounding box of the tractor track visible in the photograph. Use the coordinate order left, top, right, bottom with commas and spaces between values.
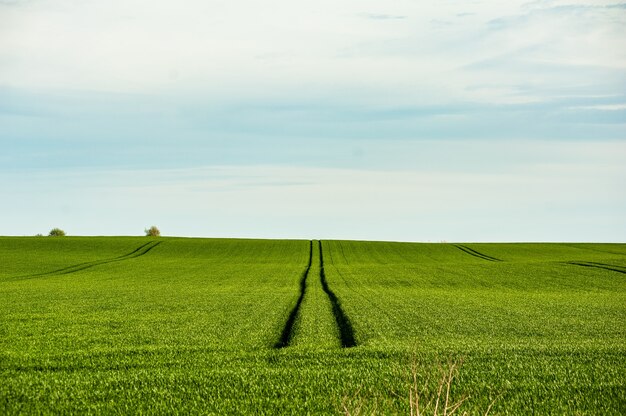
454, 244, 501, 262
319, 241, 357, 348
561, 243, 626, 256
338, 241, 349, 264
275, 241, 312, 348
566, 261, 626, 275
275, 240, 357, 348
15, 241, 162, 280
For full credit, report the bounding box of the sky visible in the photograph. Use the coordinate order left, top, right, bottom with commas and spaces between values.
1, 0, 625, 241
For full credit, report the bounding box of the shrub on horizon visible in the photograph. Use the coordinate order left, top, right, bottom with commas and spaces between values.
48, 228, 66, 237
145, 226, 161, 237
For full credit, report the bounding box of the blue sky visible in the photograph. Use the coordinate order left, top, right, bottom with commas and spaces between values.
1, 0, 625, 241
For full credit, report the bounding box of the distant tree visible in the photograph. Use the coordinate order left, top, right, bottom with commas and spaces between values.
48, 228, 66, 237
145, 226, 161, 237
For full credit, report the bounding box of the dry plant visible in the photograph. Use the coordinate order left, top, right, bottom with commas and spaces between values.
342, 357, 500, 416
341, 389, 366, 416
408, 358, 468, 416
342, 388, 385, 416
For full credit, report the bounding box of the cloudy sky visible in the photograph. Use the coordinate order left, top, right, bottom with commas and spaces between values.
1, 0, 625, 241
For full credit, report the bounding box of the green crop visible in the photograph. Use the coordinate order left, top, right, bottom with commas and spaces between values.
0, 237, 624, 414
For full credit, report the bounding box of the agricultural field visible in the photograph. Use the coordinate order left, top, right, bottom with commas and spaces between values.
0, 237, 624, 414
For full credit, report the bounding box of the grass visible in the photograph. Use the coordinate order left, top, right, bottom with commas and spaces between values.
0, 237, 624, 414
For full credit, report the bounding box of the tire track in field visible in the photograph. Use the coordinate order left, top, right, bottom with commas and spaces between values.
565, 261, 626, 275
320, 244, 392, 334
275, 240, 312, 348
319, 240, 357, 348
453, 244, 501, 262
331, 264, 394, 324
338, 241, 349, 264
561, 243, 626, 256
15, 241, 162, 279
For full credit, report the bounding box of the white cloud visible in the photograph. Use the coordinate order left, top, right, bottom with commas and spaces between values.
1, 0, 624, 106
570, 103, 626, 110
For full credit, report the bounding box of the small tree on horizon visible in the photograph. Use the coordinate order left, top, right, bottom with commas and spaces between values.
145, 226, 161, 237
48, 228, 66, 237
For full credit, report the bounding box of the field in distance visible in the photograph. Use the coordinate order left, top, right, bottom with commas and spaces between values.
0, 237, 624, 414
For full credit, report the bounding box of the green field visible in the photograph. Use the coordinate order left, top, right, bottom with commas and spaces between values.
1, 237, 624, 414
